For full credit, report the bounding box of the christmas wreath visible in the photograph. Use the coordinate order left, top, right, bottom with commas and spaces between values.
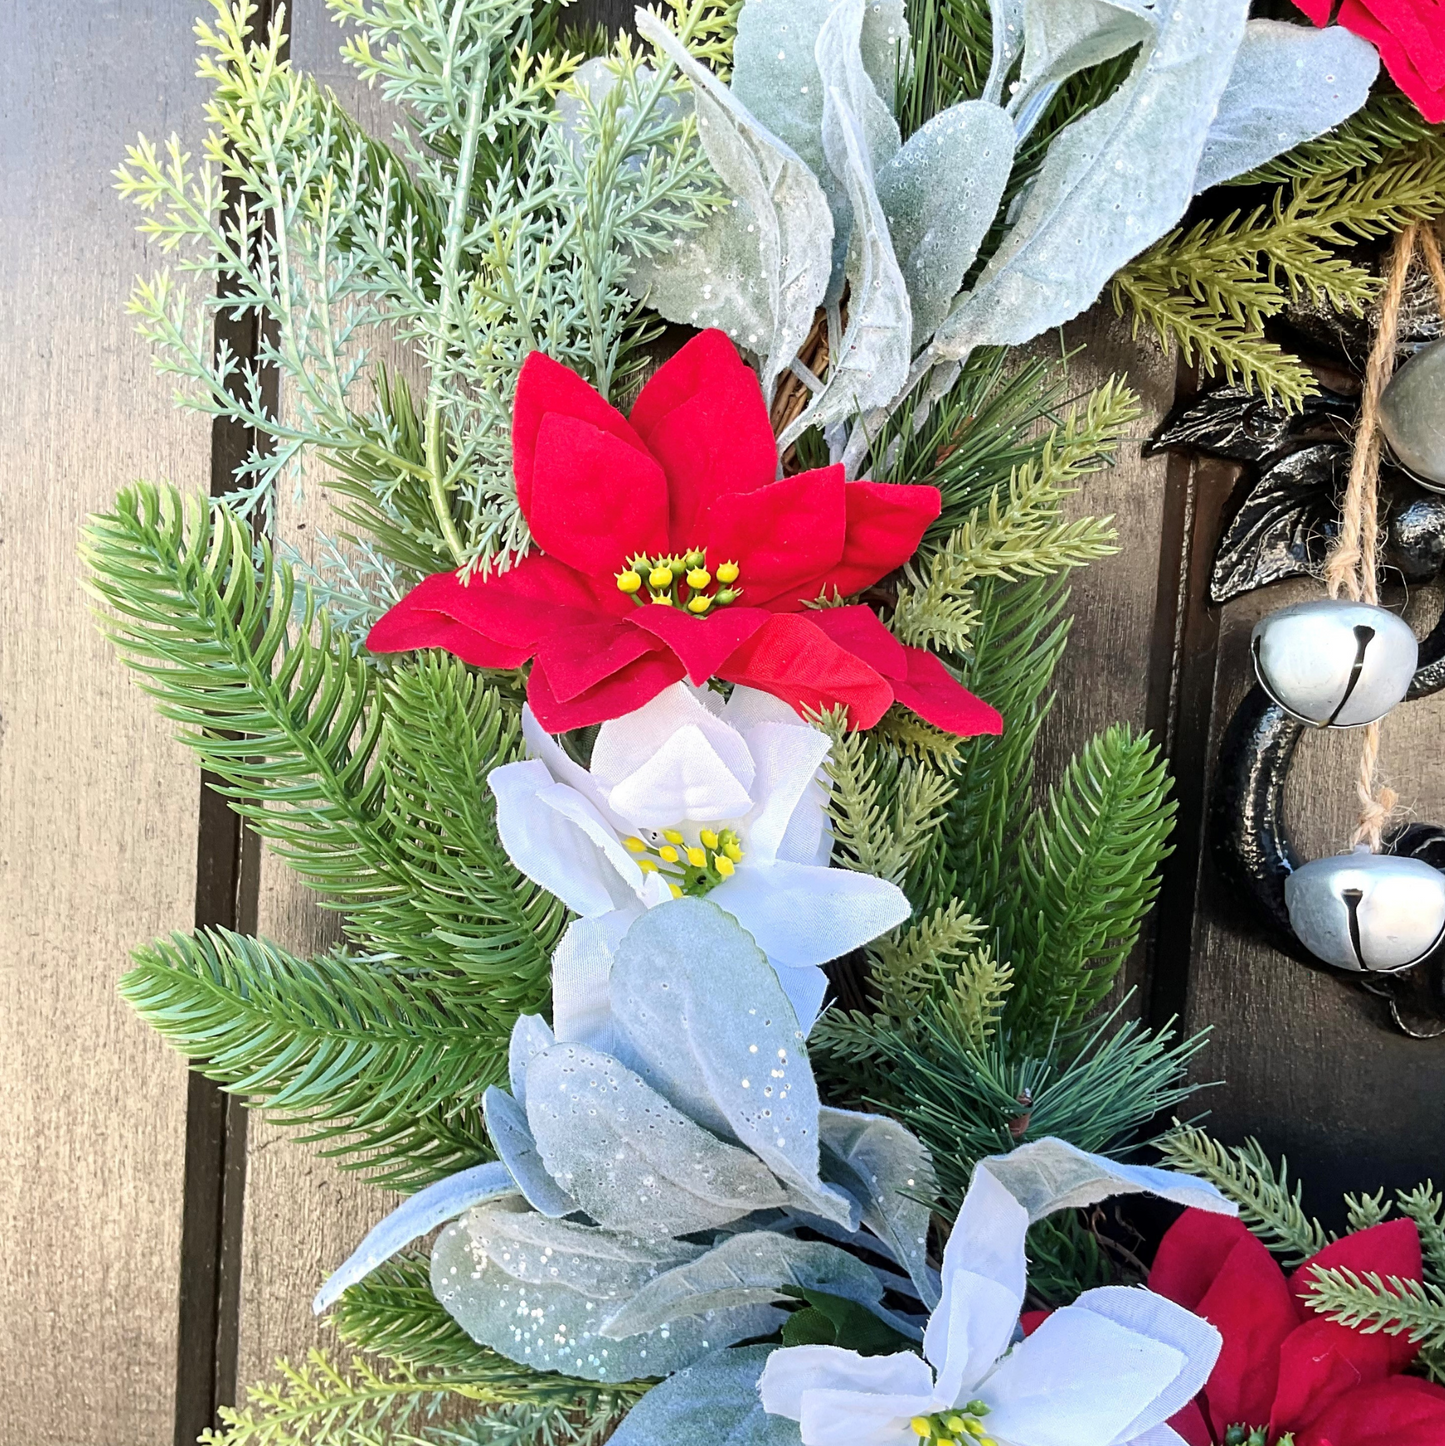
86, 1, 1445, 1442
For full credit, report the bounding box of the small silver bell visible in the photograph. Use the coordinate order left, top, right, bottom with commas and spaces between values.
1251, 599, 1418, 728
1285, 846, 1445, 972
1380, 338, 1445, 492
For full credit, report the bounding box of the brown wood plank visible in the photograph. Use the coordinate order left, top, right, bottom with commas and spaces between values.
0, 5, 215, 1439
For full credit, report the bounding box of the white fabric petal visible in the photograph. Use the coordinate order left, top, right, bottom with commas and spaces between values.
723, 683, 805, 733
759, 1345, 935, 1421
550, 910, 640, 1051
773, 960, 830, 1035
536, 783, 650, 904
592, 682, 755, 796
1127, 1425, 1192, 1446
1067, 1287, 1221, 1443
604, 723, 755, 827
520, 704, 630, 833
978, 1308, 1186, 1446
709, 860, 911, 968
489, 762, 639, 917
797, 1389, 936, 1446
739, 721, 833, 866
927, 1167, 1028, 1400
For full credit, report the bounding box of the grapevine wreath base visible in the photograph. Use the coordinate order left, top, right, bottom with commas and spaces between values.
88, 0, 1445, 1442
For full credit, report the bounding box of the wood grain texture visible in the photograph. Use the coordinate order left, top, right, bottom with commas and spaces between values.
0, 3, 213, 1439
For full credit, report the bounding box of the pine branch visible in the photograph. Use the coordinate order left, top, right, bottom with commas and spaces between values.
1003, 726, 1176, 1043
120, 929, 497, 1187
1398, 1182, 1445, 1283
1157, 1125, 1331, 1266
869, 706, 964, 765
1301, 1267, 1445, 1355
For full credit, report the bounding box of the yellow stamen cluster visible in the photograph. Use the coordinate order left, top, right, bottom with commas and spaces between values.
622, 825, 743, 897
910, 1403, 993, 1446
615, 548, 742, 615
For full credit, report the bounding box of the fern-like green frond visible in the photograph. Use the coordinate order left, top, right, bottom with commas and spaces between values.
1158, 1125, 1332, 1266
1399, 1181, 1445, 1282
1301, 1267, 1445, 1354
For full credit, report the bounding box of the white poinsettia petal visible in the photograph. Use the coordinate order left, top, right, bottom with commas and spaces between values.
773, 960, 830, 1035
739, 721, 833, 866
927, 1167, 1028, 1397
979, 1308, 1187, 1446
489, 762, 639, 917
797, 1389, 936, 1446
592, 682, 756, 797
604, 723, 756, 827
723, 683, 808, 733
709, 860, 911, 968
1127, 1425, 1193, 1446
759, 1345, 935, 1421
550, 910, 641, 1050
1067, 1287, 1221, 1441
521, 704, 629, 832
537, 782, 652, 901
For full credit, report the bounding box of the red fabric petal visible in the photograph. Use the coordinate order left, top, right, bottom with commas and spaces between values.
1150, 1210, 1260, 1312
1019, 1309, 1051, 1338
892, 648, 1003, 737
527, 648, 686, 732
703, 466, 848, 610
1289, 0, 1333, 17
511, 351, 650, 520
794, 482, 941, 604
1296, 1376, 1445, 1446
804, 603, 910, 680
627, 329, 779, 545
534, 620, 664, 705
1353, 0, 1445, 88
717, 614, 895, 730
1167, 1401, 1214, 1446
368, 608, 533, 669
1331, 0, 1445, 121
629, 605, 772, 685
528, 414, 671, 579
1192, 1233, 1301, 1438
1270, 1316, 1400, 1437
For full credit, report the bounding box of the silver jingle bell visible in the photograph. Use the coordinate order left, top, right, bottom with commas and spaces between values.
1251, 598, 1418, 728
1379, 338, 1445, 492
1285, 846, 1445, 972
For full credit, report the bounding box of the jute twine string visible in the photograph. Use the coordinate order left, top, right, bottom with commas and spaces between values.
1322, 224, 1445, 849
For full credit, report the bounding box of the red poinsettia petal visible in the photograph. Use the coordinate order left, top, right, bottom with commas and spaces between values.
892, 647, 1003, 736
1331, 0, 1445, 121
368, 607, 534, 669
1167, 1401, 1214, 1446
527, 647, 686, 732
793, 482, 942, 605
527, 413, 671, 579
1019, 1310, 1051, 1338
629, 605, 772, 685
534, 620, 665, 705
627, 329, 779, 545
1193, 1233, 1301, 1438
717, 614, 895, 730
1150, 1209, 1259, 1312
1289, 0, 1333, 17
703, 466, 848, 610
1291, 1219, 1424, 1369
511, 350, 651, 519
803, 603, 909, 680
1269, 1316, 1401, 1437
1353, 0, 1445, 88
1296, 1376, 1445, 1446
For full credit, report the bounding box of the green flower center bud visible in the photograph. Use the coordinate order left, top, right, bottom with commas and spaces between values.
615, 547, 742, 614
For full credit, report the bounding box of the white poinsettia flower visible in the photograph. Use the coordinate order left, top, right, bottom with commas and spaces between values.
489, 681, 910, 1035
759, 1166, 1221, 1446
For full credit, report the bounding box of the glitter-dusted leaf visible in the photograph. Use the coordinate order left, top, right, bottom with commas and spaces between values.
599, 1230, 902, 1339
818, 1107, 939, 1308
483, 1084, 580, 1220
875, 101, 1016, 343
1193, 19, 1379, 192
509, 1012, 555, 1108
607, 899, 856, 1228
608, 1346, 800, 1446
632, 11, 833, 398
524, 1041, 791, 1239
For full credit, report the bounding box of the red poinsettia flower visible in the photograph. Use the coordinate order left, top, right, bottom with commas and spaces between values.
367, 329, 1003, 736
1148, 1208, 1445, 1445
1292, 0, 1445, 122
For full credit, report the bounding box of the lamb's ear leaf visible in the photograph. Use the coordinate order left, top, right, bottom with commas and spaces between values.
599, 1230, 917, 1340
875, 100, 1016, 346
818, 1107, 940, 1308
632, 9, 832, 399
524, 1041, 790, 1239
933, 0, 1250, 358
982, 0, 1026, 106
1192, 19, 1379, 193
607, 1346, 802, 1446
608, 898, 857, 1229
509, 1013, 554, 1108
431, 1202, 785, 1383
483, 1085, 580, 1220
